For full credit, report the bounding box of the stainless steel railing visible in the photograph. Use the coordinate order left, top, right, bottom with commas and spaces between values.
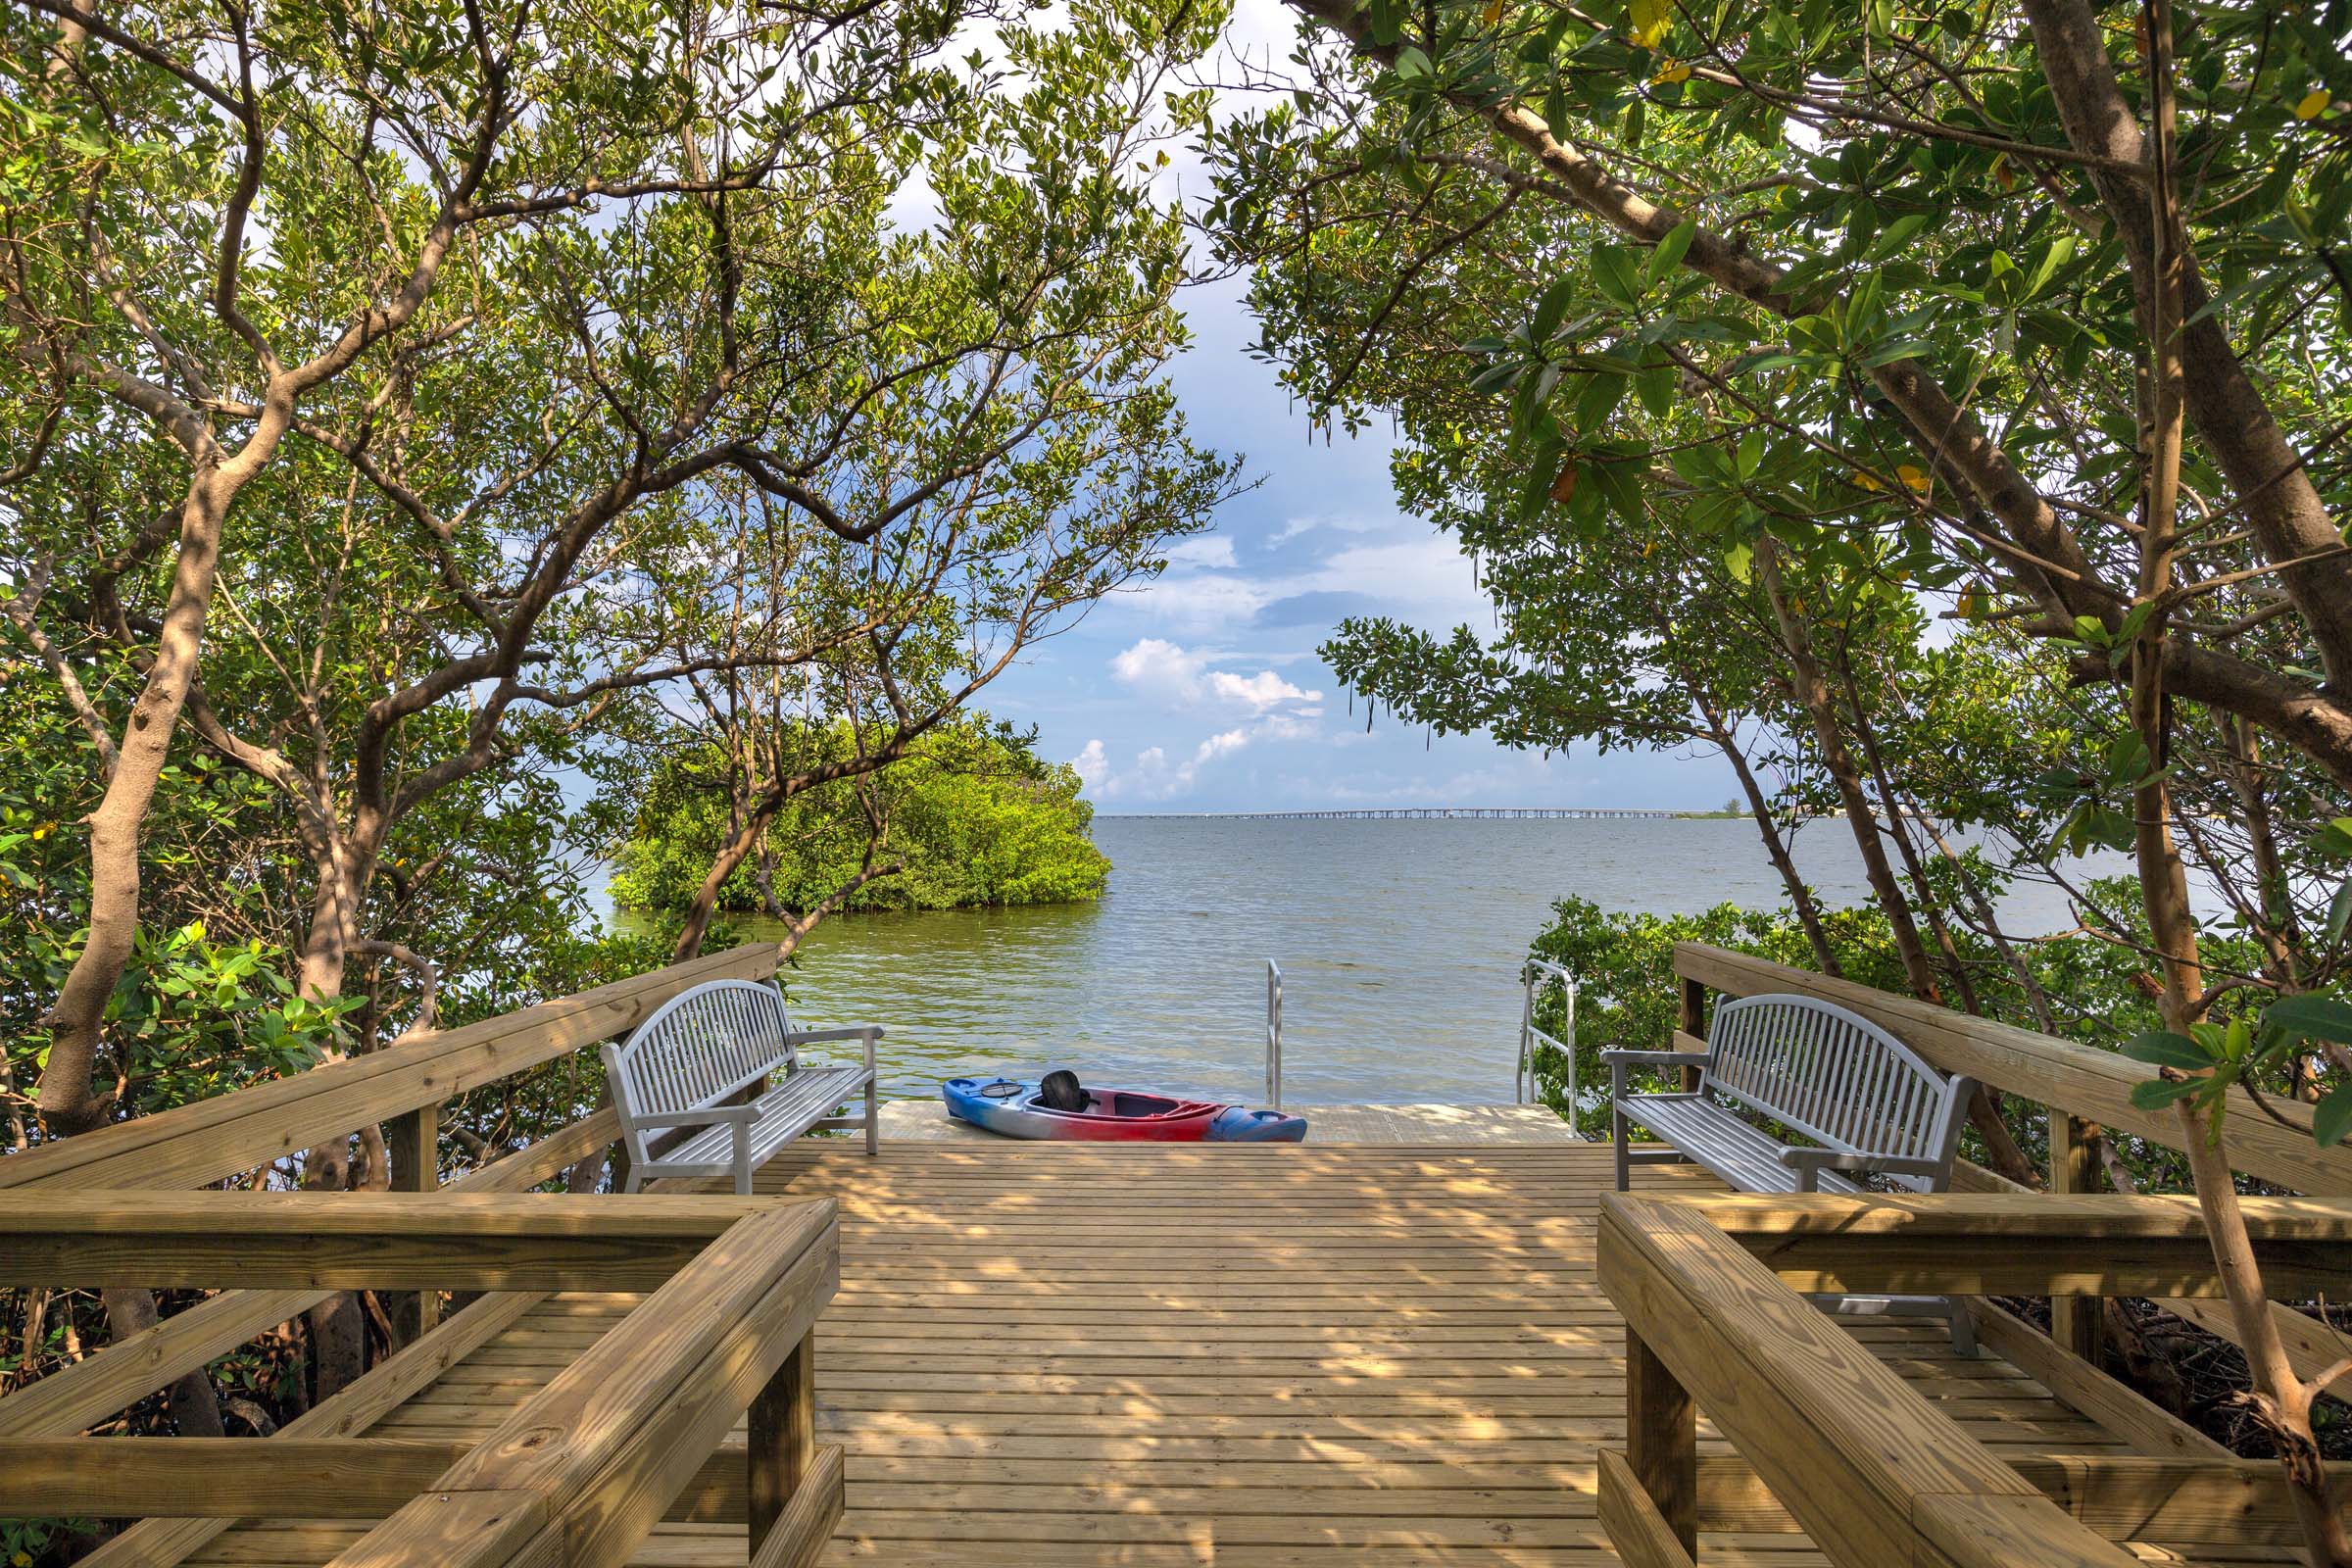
1264, 958, 1284, 1109
1518, 957, 1576, 1107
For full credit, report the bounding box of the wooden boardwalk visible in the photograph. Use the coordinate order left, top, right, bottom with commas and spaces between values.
874, 1100, 1585, 1146
170, 1138, 2283, 1568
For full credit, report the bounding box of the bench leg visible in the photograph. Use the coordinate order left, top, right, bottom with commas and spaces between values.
1947, 1299, 1979, 1357
1613, 1108, 1630, 1193
864, 1078, 878, 1156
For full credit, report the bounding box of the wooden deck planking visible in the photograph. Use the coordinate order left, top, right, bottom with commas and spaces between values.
192, 1142, 2277, 1566
873, 1100, 1586, 1146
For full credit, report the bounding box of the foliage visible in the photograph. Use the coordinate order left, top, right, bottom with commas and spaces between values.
1524, 886, 2277, 1185
611, 717, 1110, 915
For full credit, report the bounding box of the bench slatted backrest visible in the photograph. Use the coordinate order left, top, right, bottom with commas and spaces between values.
607, 980, 797, 1131
1702, 993, 1970, 1192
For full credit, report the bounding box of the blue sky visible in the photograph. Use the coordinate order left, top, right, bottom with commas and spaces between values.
931, 0, 1736, 813
984, 267, 1742, 814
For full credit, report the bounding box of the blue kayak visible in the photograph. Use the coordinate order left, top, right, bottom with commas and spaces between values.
942, 1076, 1307, 1143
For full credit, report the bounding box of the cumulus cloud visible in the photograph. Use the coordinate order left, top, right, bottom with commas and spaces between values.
1207, 668, 1319, 712
1072, 738, 1108, 792
1109, 637, 1207, 702
1110, 638, 1324, 727
1073, 730, 1254, 802
1083, 639, 1326, 802
1162, 536, 1239, 568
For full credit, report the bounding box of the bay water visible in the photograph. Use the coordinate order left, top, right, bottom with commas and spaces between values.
602, 815, 2106, 1106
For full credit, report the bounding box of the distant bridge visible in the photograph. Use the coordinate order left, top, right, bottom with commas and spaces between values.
1110, 807, 1686, 821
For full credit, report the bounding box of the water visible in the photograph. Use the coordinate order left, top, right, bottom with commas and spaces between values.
601, 815, 2108, 1106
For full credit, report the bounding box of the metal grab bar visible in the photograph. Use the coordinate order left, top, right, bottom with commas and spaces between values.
1518, 957, 1576, 1108
1265, 959, 1283, 1110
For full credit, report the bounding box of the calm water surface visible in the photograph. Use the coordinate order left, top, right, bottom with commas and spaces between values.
603, 816, 2103, 1106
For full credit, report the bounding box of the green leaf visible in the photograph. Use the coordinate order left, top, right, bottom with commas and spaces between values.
1572, 368, 1628, 432
1637, 363, 1677, 418
1647, 219, 1697, 284
1531, 276, 1578, 341
1736, 428, 1764, 479
1724, 541, 1753, 583
2123, 1030, 2212, 1069
1871, 213, 1930, 261
2264, 993, 2352, 1047
2317, 1084, 2352, 1149
2326, 878, 2352, 946
1592, 245, 1643, 310
2129, 1076, 2202, 1110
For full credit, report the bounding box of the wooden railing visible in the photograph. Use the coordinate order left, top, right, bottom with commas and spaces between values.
0, 944, 778, 1444
1595, 1189, 2352, 1567
1674, 942, 2352, 1431
0, 1191, 844, 1568
0, 944, 821, 1568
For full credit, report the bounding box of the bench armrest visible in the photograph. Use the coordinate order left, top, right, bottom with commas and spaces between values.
786, 1023, 882, 1074
1600, 1047, 1710, 1103
1778, 1147, 1947, 1192
628, 1103, 761, 1130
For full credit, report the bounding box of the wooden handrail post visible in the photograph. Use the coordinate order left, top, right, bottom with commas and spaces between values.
748, 1327, 817, 1553
1676, 975, 1707, 1093
387, 1102, 442, 1340
1627, 1323, 1697, 1558
2048, 1110, 2103, 1365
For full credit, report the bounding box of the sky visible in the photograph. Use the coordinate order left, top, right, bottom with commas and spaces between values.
957, 0, 1738, 815
976, 262, 1743, 815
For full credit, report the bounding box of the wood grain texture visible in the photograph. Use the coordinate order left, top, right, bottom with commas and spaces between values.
0, 1192, 766, 1290
75, 1289, 545, 1568
0, 1110, 632, 1441
750, 1336, 817, 1550
173, 1144, 2291, 1568
1674, 942, 2351, 1194
1623, 1329, 1695, 1557
145, 1145, 2287, 1568
1596, 1447, 1697, 1568
1641, 1190, 2352, 1299
2048, 1113, 2102, 1363
748, 1445, 844, 1568
347, 1200, 837, 1568
0, 944, 777, 1195
1596, 1191, 2136, 1568
1964, 1301, 2230, 1462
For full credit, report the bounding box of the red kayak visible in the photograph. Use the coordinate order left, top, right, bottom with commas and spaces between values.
943, 1077, 1223, 1141
941, 1077, 1311, 1142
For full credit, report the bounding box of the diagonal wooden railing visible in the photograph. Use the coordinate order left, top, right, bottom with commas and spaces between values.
1672, 942, 2352, 1446
1595, 1189, 2352, 1568
0, 1192, 843, 1568
0, 944, 778, 1444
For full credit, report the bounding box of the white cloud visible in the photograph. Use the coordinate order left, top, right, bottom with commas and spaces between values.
1110, 638, 1323, 727
1077, 729, 1254, 802
1162, 536, 1239, 568
1110, 637, 1208, 702
1130, 572, 1271, 633
1269, 513, 1390, 547
1207, 668, 1321, 714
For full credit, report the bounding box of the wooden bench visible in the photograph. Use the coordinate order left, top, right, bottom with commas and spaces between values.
1604, 991, 1979, 1349
605, 978, 881, 1193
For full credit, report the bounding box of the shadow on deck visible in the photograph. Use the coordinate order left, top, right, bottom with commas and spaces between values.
200, 1142, 2193, 1567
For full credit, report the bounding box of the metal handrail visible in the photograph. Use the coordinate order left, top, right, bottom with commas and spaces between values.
1518, 957, 1576, 1108
1265, 959, 1283, 1110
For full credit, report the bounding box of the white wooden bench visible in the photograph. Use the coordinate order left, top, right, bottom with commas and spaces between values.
605, 979, 880, 1194
1604, 991, 1979, 1350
